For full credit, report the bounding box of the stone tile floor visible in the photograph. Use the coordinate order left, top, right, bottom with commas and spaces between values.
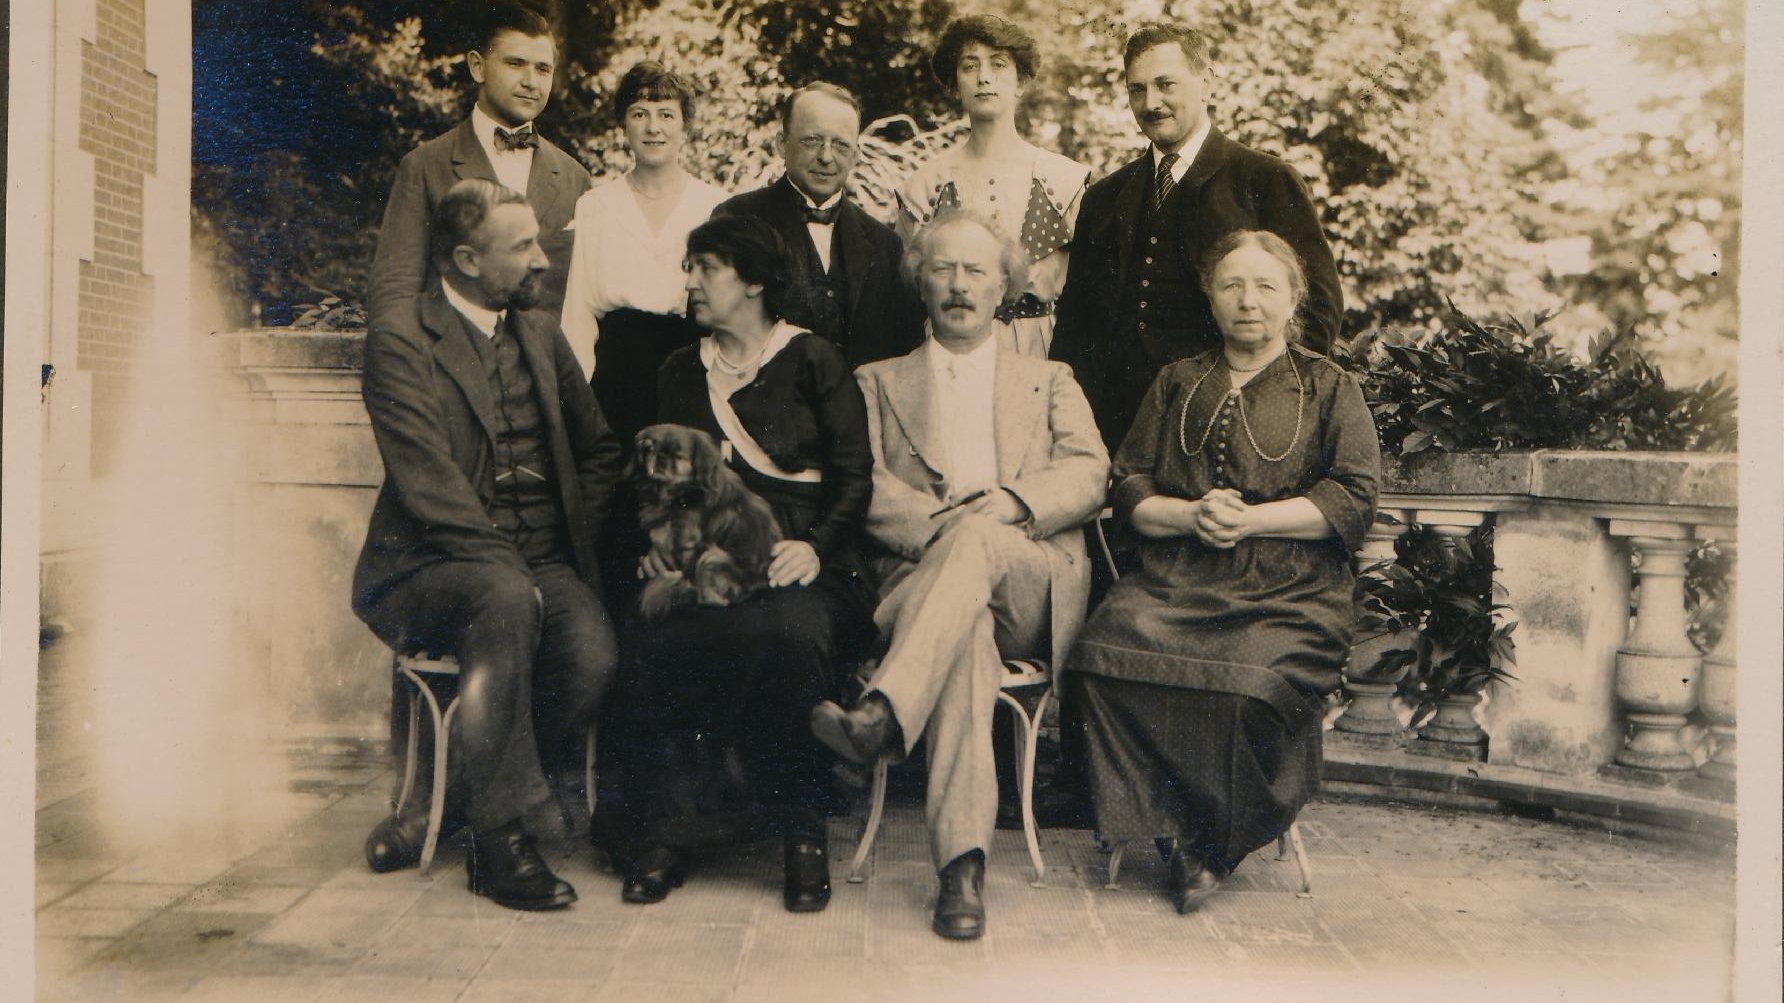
33, 640, 1738, 1002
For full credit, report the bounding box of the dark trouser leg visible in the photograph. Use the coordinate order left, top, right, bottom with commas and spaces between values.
362, 561, 550, 833
528, 561, 617, 779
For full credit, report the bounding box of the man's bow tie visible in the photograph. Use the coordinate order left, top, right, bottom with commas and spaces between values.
803, 202, 841, 225
495, 125, 538, 151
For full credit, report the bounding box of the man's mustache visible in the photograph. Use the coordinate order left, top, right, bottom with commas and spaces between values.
1142, 111, 1173, 122
941, 296, 974, 310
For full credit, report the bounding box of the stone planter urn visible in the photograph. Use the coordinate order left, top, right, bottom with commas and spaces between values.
1410, 691, 1488, 761
1333, 666, 1408, 741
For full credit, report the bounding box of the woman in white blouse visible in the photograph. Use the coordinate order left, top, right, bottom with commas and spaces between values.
896, 15, 1090, 359
561, 61, 727, 443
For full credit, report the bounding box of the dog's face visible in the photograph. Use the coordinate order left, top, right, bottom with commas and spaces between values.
634, 424, 724, 497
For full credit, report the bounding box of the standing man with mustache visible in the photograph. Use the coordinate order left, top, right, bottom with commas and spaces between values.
814, 210, 1108, 940
711, 83, 925, 367
367, 4, 590, 331
1052, 22, 1342, 452
354, 179, 625, 909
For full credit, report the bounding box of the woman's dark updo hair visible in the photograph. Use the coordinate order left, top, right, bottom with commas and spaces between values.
930, 15, 1040, 89
685, 215, 794, 321
614, 60, 697, 121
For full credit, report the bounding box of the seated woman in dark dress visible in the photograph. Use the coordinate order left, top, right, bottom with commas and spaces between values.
1068, 230, 1380, 913
601, 215, 876, 912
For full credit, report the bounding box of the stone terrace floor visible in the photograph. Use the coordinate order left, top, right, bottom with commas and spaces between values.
34, 641, 1737, 1003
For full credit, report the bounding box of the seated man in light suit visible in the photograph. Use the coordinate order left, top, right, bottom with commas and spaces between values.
812, 209, 1109, 941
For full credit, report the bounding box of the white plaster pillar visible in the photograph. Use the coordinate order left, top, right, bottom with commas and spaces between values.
1480, 505, 1629, 774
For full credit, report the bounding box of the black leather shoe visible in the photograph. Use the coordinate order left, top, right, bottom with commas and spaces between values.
811, 693, 903, 766
364, 810, 431, 874
782, 838, 831, 913
465, 826, 577, 911
621, 847, 686, 905
932, 850, 986, 940
1167, 846, 1222, 914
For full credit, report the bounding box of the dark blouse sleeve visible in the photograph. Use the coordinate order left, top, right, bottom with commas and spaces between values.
1303, 369, 1381, 552
1110, 365, 1175, 523
796, 337, 873, 559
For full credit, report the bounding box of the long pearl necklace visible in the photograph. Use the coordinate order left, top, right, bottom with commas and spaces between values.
1177, 352, 1306, 463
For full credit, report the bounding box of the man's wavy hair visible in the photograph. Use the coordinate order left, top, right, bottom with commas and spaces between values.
900, 209, 1029, 308
430, 178, 528, 273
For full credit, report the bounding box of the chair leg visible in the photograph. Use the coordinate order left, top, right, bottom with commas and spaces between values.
583, 722, 598, 818
419, 696, 457, 876
395, 681, 421, 813
1105, 842, 1127, 890
846, 756, 890, 883
999, 689, 1049, 887
1287, 821, 1312, 897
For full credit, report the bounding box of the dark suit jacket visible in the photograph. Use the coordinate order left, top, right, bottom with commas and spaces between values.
1052, 129, 1342, 445
352, 283, 625, 618
712, 177, 924, 368
367, 117, 591, 331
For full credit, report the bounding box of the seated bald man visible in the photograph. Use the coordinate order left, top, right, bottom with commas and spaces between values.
813, 210, 1109, 940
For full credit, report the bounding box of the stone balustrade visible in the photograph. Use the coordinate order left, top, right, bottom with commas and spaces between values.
227, 331, 1741, 807
1335, 450, 1737, 798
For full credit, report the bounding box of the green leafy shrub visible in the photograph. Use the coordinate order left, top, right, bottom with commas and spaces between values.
1343, 307, 1737, 459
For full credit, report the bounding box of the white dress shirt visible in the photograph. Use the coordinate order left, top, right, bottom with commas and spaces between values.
797, 188, 845, 273
1153, 116, 1211, 180
441, 278, 502, 339
471, 104, 535, 197
926, 334, 1000, 500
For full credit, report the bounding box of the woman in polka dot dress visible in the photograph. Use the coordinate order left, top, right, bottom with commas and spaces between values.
897, 14, 1090, 358
1067, 231, 1380, 914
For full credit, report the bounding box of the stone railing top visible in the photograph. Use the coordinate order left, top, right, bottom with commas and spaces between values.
1383, 450, 1735, 511
233, 328, 365, 371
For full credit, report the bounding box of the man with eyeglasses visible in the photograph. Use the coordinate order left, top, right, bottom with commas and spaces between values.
711, 82, 924, 367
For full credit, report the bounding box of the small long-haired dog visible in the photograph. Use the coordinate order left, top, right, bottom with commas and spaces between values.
632, 424, 783, 619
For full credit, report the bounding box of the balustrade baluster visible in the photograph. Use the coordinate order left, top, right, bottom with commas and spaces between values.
1605, 521, 1701, 779
1335, 510, 1411, 741
1408, 509, 1492, 760
1694, 529, 1736, 793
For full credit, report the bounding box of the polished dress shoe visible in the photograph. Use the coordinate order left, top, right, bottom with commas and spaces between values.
1167, 846, 1222, 914
810, 693, 904, 766
932, 850, 987, 940
783, 838, 831, 913
364, 810, 432, 873
465, 825, 578, 911
621, 847, 686, 905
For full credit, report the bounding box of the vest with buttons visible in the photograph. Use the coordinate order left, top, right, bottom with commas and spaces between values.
1116, 179, 1203, 352
788, 223, 849, 348
463, 314, 572, 566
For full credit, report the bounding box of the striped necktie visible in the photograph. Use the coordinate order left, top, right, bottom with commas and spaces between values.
1151, 152, 1180, 214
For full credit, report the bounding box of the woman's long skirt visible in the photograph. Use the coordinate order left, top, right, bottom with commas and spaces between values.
1074, 672, 1320, 875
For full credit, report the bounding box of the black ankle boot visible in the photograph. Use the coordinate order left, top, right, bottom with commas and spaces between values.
466, 820, 577, 911
932, 849, 986, 940
783, 838, 831, 913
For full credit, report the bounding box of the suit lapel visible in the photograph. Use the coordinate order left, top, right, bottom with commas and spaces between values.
1111, 154, 1150, 287
836, 202, 875, 315
449, 119, 497, 183
1177, 129, 1231, 249
421, 287, 499, 443
512, 312, 561, 429
525, 138, 571, 224
879, 350, 945, 476
993, 349, 1045, 483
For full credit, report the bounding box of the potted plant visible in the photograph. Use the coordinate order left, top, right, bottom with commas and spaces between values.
1355, 523, 1517, 759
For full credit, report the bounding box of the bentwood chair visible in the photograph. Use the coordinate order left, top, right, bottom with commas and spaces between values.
1086, 513, 1314, 899
845, 657, 1054, 888
392, 653, 598, 874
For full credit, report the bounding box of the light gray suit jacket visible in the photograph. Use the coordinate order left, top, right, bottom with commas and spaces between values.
855, 342, 1111, 669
